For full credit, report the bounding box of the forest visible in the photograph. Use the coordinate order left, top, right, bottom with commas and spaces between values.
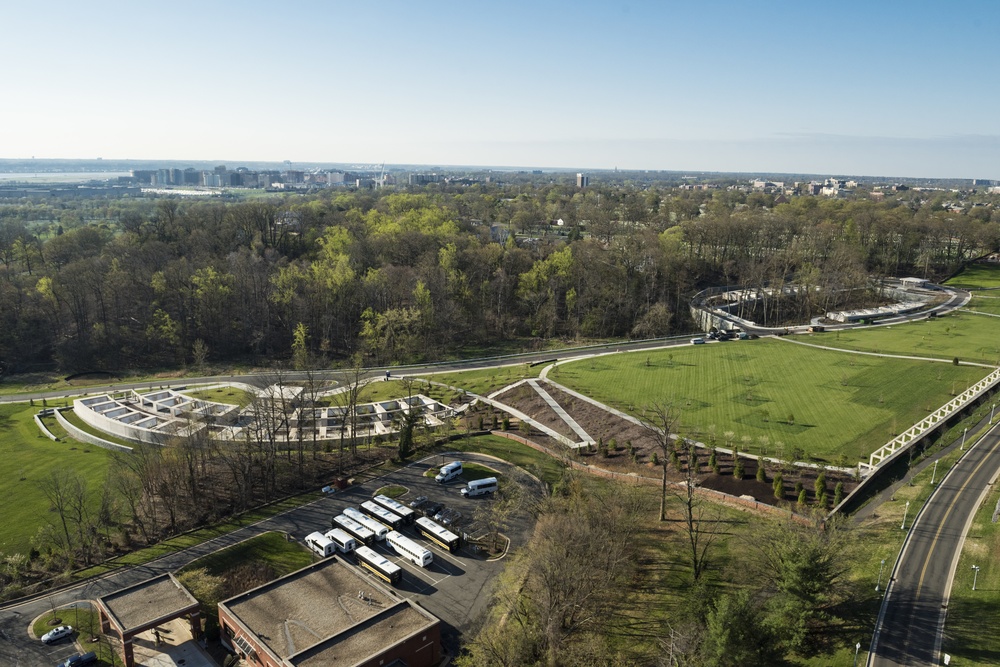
1, 180, 999, 376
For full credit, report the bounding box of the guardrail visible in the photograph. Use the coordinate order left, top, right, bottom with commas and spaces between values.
859, 367, 1000, 475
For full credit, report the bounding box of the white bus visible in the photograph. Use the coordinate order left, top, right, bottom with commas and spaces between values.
333, 514, 376, 546
372, 494, 416, 525
435, 461, 463, 483
415, 516, 461, 553
461, 476, 498, 497
343, 507, 389, 541
386, 530, 433, 568
360, 501, 404, 530
304, 531, 336, 557
354, 545, 402, 585
324, 527, 357, 554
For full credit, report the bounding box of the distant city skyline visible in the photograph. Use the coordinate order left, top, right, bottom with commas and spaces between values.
3, 1, 999, 179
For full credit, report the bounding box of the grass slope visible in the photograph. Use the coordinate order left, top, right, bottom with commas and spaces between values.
0, 403, 111, 556
176, 531, 312, 578
944, 262, 1000, 289
425, 364, 542, 397
550, 339, 987, 463
816, 313, 1000, 366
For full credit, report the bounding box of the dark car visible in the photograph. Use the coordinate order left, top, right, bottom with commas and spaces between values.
422, 502, 443, 517
57, 652, 97, 667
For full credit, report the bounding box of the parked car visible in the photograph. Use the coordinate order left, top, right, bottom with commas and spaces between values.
433, 507, 450, 522
691, 338, 706, 345
422, 502, 443, 518
408, 495, 428, 509
41, 625, 73, 644
439, 508, 462, 526
57, 652, 97, 667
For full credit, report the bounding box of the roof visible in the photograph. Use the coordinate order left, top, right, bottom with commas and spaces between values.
220, 558, 438, 666
97, 574, 199, 635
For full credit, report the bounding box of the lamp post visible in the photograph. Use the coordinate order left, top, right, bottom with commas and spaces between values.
972, 565, 980, 590
961, 426, 968, 451
931, 459, 939, 485
901, 500, 910, 530
854, 641, 861, 667
876, 558, 886, 592
992, 403, 997, 424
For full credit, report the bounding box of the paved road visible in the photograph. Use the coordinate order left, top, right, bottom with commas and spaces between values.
869, 421, 1000, 666
0, 336, 699, 405
0, 453, 542, 666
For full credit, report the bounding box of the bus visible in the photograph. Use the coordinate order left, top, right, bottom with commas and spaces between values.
354, 545, 402, 585
372, 494, 416, 525
304, 531, 336, 557
324, 527, 357, 554
343, 507, 389, 541
461, 477, 498, 498
386, 530, 433, 568
415, 516, 461, 553
333, 514, 376, 546
360, 501, 404, 530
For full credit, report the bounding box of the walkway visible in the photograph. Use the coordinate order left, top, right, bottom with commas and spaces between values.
527, 379, 593, 445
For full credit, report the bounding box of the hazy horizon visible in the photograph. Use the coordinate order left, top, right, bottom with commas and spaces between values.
3, 1, 998, 179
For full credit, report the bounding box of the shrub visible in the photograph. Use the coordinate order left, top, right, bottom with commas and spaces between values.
773, 472, 785, 500
834, 481, 844, 506
709, 449, 719, 474
814, 472, 827, 498
501, 414, 510, 430
670, 449, 681, 471
756, 459, 767, 483
797, 488, 808, 506
733, 454, 745, 480
651, 451, 660, 466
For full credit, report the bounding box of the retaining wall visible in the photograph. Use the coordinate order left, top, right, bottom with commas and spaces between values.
55, 408, 133, 453
34, 411, 59, 441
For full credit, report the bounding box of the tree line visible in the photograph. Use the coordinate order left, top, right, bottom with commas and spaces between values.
2, 183, 998, 375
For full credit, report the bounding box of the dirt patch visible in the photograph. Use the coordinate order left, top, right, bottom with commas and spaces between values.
492, 384, 578, 441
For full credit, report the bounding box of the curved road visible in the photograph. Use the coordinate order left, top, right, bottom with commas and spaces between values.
869, 421, 1000, 666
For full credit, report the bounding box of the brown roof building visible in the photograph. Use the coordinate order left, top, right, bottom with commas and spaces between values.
218, 558, 441, 667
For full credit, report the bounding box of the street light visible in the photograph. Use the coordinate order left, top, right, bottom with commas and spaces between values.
992, 403, 997, 424
901, 500, 910, 530
931, 459, 939, 485
961, 426, 968, 451
972, 565, 980, 590
876, 558, 886, 592
854, 641, 861, 667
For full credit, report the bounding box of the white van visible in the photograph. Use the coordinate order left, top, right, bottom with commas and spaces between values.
324, 528, 357, 554
691, 337, 705, 345
435, 461, 463, 483
461, 476, 498, 497
305, 531, 336, 557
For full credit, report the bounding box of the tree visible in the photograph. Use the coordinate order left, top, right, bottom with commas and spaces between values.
733, 450, 744, 480
756, 458, 767, 483
700, 590, 780, 667
638, 402, 679, 522
773, 472, 785, 501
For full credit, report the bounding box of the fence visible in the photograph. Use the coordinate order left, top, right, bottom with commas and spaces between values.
489, 431, 812, 524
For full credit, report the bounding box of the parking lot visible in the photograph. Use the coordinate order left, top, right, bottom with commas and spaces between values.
283, 452, 543, 651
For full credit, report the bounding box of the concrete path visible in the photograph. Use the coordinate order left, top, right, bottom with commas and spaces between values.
527, 380, 593, 445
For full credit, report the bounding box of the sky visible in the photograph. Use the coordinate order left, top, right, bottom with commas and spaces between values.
2, 1, 999, 178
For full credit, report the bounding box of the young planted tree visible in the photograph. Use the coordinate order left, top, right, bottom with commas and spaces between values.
638, 401, 679, 522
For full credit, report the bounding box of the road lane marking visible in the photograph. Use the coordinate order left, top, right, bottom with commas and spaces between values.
915, 436, 1000, 598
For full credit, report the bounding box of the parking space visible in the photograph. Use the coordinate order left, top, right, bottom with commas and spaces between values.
298, 453, 541, 649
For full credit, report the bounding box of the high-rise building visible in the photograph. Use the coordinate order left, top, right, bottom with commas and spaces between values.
577, 173, 589, 188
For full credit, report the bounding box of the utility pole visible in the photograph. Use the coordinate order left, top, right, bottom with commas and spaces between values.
876, 558, 886, 592
901, 500, 910, 530
972, 565, 980, 590
931, 459, 939, 485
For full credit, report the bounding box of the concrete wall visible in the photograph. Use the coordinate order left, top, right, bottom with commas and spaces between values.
55, 408, 133, 453
34, 412, 59, 441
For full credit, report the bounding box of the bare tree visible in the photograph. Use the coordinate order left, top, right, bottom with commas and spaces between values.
638, 402, 679, 522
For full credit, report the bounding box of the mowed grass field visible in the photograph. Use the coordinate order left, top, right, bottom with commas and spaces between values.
944, 261, 1000, 289
550, 339, 988, 463
965, 294, 1000, 315
0, 403, 111, 556
816, 312, 1000, 365
425, 363, 542, 396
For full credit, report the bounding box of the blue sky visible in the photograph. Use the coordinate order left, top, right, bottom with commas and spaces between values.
2, 1, 998, 178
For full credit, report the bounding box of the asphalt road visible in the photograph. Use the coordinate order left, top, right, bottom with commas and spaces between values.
0, 335, 698, 406
0, 453, 542, 666
869, 421, 1000, 666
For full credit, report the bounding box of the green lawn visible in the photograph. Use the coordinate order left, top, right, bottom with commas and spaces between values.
376, 485, 408, 498
33, 604, 122, 666
944, 262, 1000, 289
181, 386, 255, 406
817, 312, 1000, 365
446, 434, 567, 488
0, 403, 112, 556
176, 531, 312, 578
942, 482, 1000, 666
424, 363, 543, 397
549, 339, 988, 463
964, 294, 1000, 315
